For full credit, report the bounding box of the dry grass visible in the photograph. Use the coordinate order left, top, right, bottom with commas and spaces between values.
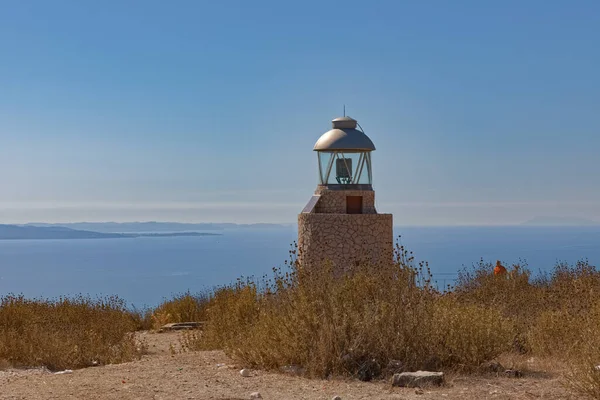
0, 295, 144, 371
184, 245, 513, 378
148, 291, 209, 330
0, 290, 209, 372
180, 243, 600, 398
4, 240, 600, 398
559, 301, 600, 399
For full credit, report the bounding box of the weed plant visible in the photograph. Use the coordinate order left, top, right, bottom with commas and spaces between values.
0, 295, 143, 371
4, 240, 600, 398
150, 291, 209, 330
182, 241, 600, 397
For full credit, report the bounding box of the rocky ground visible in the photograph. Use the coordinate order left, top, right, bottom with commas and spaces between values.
0, 331, 577, 400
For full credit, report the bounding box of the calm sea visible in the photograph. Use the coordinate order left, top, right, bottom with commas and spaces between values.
0, 226, 599, 307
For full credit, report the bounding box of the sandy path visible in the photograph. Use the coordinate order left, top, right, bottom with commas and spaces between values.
0, 332, 576, 400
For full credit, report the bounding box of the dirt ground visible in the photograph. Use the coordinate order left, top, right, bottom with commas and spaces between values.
0, 331, 577, 400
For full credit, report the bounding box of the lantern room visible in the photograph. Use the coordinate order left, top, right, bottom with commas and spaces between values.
313, 117, 375, 186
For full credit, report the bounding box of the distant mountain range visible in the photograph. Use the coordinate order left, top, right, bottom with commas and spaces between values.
5, 218, 597, 240
0, 225, 126, 240
0, 224, 221, 240
521, 216, 600, 226
24, 222, 293, 233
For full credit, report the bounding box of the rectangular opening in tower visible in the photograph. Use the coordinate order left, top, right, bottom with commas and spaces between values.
346, 196, 363, 214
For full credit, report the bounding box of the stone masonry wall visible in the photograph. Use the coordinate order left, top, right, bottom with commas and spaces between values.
297, 213, 393, 269
313, 187, 376, 214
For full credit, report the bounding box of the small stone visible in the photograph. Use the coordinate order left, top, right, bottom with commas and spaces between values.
391, 371, 444, 388
250, 392, 262, 399
240, 368, 252, 377
332, 396, 342, 400
415, 388, 424, 395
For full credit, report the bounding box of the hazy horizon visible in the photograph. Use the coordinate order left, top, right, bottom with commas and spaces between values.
4, 215, 600, 228
2, 1, 600, 225
2, 200, 600, 226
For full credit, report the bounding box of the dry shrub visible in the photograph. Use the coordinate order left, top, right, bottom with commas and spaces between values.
455, 261, 540, 332
182, 242, 600, 391
432, 298, 512, 369
532, 261, 600, 398
528, 298, 600, 398
0, 295, 143, 371
527, 261, 600, 358
563, 302, 600, 399
190, 284, 258, 350
456, 259, 600, 397
567, 345, 600, 399
527, 310, 589, 357
543, 260, 600, 315
150, 291, 209, 330
184, 245, 512, 378
129, 307, 154, 331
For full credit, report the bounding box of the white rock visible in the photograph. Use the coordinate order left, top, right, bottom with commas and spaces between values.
250, 392, 262, 399
240, 368, 252, 377
54, 369, 73, 375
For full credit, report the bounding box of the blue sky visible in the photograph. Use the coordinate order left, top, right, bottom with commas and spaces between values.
1, 0, 599, 225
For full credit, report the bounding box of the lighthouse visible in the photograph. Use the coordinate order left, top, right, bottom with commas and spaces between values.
297, 116, 393, 270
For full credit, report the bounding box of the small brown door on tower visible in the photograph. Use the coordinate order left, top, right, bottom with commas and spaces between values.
346, 196, 363, 214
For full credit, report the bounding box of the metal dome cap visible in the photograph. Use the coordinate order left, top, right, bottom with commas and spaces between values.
313, 116, 376, 151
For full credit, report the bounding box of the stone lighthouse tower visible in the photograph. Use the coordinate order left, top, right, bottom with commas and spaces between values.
297, 116, 393, 269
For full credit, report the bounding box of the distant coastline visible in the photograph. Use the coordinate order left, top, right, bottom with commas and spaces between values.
0, 224, 221, 240
3, 218, 599, 240
521, 216, 600, 226
24, 221, 293, 233
129, 232, 221, 238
